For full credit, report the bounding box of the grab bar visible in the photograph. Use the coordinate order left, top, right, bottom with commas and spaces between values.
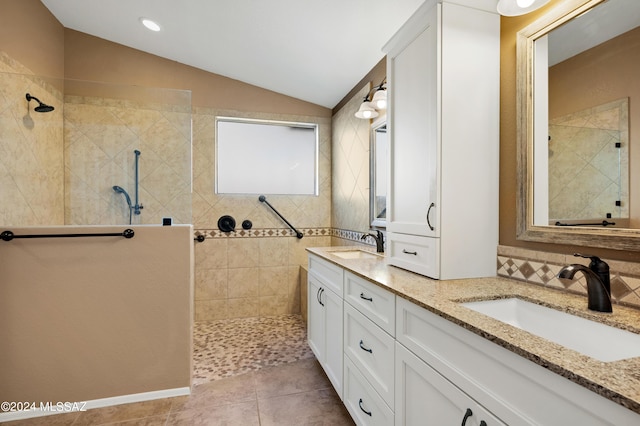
258, 195, 303, 239
1, 229, 135, 241
554, 221, 616, 227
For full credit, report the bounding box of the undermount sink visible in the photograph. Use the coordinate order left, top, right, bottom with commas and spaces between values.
330, 250, 380, 260
462, 298, 640, 362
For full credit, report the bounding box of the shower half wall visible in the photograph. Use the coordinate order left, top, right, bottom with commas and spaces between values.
0, 61, 192, 226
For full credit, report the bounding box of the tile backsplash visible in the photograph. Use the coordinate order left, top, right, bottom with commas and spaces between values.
498, 245, 640, 309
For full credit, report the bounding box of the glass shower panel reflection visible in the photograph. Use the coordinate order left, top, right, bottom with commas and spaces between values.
64, 80, 192, 225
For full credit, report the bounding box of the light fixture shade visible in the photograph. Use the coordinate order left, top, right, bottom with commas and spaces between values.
497, 0, 551, 16
371, 89, 387, 110
355, 101, 379, 119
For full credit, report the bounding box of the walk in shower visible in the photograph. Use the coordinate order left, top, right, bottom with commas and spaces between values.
0, 67, 192, 226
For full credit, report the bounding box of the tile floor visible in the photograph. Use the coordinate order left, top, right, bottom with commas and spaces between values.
3, 315, 354, 426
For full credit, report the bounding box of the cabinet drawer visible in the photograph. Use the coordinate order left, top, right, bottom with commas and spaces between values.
344, 271, 395, 336
344, 303, 395, 409
344, 356, 394, 426
308, 253, 343, 295
387, 232, 439, 279
396, 342, 506, 426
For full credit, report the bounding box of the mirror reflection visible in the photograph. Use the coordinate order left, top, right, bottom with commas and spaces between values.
370, 118, 387, 228
532, 0, 640, 229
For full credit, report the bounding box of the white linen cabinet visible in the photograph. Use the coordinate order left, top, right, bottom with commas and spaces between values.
384, 0, 500, 279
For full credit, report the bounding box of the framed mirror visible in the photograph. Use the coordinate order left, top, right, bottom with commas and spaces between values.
370, 117, 387, 228
516, 0, 640, 250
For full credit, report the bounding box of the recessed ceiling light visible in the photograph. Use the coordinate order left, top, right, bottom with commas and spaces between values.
140, 17, 161, 32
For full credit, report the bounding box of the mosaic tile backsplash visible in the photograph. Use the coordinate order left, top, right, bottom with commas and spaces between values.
498, 245, 640, 309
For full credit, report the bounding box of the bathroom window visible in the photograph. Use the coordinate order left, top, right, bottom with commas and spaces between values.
215, 117, 318, 195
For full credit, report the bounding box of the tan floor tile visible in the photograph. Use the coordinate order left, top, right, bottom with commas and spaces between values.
255, 358, 332, 399
73, 399, 173, 425
170, 373, 256, 412
0, 412, 80, 426
257, 388, 353, 426
99, 414, 169, 425
167, 401, 259, 426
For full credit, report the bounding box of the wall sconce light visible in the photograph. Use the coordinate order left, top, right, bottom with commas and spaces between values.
497, 0, 551, 16
355, 79, 386, 120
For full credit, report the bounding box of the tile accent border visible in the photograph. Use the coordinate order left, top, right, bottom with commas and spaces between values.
498, 245, 640, 309
195, 227, 331, 239
194, 227, 377, 247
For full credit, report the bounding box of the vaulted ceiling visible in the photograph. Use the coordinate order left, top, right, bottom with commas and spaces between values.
41, 0, 425, 108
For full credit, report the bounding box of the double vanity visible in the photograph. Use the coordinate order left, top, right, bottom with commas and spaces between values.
307, 246, 640, 425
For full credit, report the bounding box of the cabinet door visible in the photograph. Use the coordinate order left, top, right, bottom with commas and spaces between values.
395, 343, 505, 426
323, 286, 343, 398
307, 274, 325, 363
387, 3, 438, 237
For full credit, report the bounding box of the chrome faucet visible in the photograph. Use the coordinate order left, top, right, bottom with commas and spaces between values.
361, 230, 384, 253
558, 253, 612, 313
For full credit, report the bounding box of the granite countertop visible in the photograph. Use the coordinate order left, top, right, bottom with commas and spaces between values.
307, 246, 640, 415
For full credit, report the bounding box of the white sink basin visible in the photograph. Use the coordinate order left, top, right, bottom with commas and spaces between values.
330, 250, 380, 260
462, 298, 640, 362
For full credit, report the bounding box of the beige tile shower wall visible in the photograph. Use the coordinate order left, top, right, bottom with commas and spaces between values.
0, 53, 64, 225
192, 107, 331, 320
64, 95, 192, 225
331, 84, 372, 235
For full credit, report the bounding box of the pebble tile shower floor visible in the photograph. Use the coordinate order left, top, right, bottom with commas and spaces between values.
193, 314, 315, 385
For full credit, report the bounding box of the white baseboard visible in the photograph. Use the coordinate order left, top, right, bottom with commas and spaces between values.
0, 387, 191, 422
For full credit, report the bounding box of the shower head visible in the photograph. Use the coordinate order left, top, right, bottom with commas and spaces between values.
113, 185, 132, 208
26, 93, 54, 113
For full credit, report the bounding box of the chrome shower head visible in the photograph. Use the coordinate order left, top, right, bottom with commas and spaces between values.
26, 93, 54, 113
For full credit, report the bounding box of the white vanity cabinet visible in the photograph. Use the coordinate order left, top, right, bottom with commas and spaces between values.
384, 0, 500, 279
307, 254, 344, 399
395, 342, 505, 426
395, 297, 640, 426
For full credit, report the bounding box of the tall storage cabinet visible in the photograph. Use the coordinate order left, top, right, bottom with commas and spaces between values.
384, 0, 500, 280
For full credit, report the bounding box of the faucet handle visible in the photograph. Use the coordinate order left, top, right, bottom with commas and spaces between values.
574, 253, 610, 294
573, 253, 608, 270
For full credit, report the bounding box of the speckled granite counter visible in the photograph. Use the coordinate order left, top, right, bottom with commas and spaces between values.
307, 246, 640, 415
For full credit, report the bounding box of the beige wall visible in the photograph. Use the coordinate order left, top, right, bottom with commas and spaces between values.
0, 225, 193, 403
0, 0, 64, 80
63, 30, 331, 117
499, 0, 640, 263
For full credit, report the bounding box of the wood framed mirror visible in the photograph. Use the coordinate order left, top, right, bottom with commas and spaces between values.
516, 0, 640, 250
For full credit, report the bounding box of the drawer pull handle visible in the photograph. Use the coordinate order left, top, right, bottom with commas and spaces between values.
360, 292, 373, 302
358, 398, 372, 417
318, 288, 324, 307
461, 408, 472, 426
359, 340, 373, 353
402, 249, 417, 256
427, 202, 435, 231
